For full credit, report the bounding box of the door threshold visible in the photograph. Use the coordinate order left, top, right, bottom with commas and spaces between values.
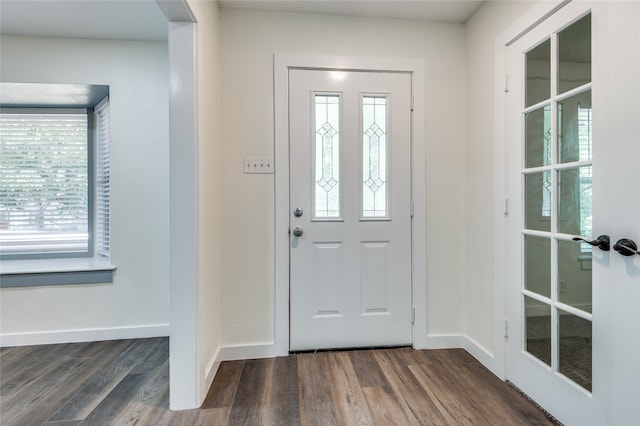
290, 344, 412, 355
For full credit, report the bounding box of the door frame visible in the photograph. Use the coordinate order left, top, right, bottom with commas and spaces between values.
274, 54, 426, 356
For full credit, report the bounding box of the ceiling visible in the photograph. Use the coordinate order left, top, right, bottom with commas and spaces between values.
0, 0, 484, 42
0, 0, 170, 41
218, 0, 485, 23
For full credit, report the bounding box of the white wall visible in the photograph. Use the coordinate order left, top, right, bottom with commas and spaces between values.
220, 8, 467, 347
0, 36, 170, 339
464, 1, 537, 361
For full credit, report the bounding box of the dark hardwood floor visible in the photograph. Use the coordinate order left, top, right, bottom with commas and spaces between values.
0, 337, 557, 425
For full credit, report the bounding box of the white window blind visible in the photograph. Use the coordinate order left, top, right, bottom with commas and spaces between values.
94, 98, 110, 257
0, 110, 89, 256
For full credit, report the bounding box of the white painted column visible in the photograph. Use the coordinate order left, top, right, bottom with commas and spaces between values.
167, 20, 200, 410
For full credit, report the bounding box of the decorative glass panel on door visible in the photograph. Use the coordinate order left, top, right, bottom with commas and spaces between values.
362, 96, 388, 218
314, 94, 341, 218
521, 14, 592, 392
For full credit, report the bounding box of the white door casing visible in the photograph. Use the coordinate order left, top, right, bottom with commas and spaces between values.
274, 55, 427, 356
289, 69, 412, 351
503, 2, 640, 424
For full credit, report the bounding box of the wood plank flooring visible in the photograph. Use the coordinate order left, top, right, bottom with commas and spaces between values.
0, 337, 558, 425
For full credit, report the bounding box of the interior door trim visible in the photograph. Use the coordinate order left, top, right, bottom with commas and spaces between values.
274, 54, 426, 355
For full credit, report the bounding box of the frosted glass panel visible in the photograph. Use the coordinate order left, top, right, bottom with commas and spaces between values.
314, 95, 341, 218
362, 96, 388, 217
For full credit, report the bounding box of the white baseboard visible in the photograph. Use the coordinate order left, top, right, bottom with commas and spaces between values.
197, 344, 275, 408
425, 334, 465, 349
200, 349, 221, 406
218, 343, 276, 361
425, 334, 497, 377
462, 335, 496, 374
0, 324, 170, 347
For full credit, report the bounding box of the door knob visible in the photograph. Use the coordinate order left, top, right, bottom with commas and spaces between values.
293, 208, 303, 217
292, 227, 303, 237
612, 238, 640, 256
572, 235, 610, 251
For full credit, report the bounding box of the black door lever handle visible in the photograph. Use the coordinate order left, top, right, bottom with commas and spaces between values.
572, 235, 610, 251
612, 238, 640, 256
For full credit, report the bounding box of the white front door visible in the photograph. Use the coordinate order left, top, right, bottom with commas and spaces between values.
289, 69, 413, 351
506, 2, 640, 424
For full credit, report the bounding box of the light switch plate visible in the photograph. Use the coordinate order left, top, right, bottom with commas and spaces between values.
244, 157, 274, 174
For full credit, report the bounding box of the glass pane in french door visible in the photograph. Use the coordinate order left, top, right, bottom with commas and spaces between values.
558, 166, 592, 236
559, 311, 592, 391
522, 13, 592, 392
525, 295, 551, 366
557, 239, 592, 313
525, 235, 551, 298
526, 39, 551, 107
558, 90, 592, 164
525, 172, 551, 232
558, 14, 591, 94
525, 105, 551, 168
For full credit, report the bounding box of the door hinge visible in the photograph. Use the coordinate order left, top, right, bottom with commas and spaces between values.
504, 197, 509, 216
504, 75, 509, 93
411, 307, 416, 324
411, 96, 414, 112
410, 201, 415, 217
504, 319, 509, 338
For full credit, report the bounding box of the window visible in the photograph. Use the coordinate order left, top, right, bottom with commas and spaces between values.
577, 105, 592, 241
0, 88, 110, 260
362, 95, 389, 218
314, 93, 341, 219
94, 98, 110, 257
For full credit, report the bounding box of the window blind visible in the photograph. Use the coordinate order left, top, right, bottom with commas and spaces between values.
0, 111, 89, 255
94, 98, 110, 257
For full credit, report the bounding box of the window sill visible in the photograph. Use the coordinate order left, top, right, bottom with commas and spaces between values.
0, 257, 116, 288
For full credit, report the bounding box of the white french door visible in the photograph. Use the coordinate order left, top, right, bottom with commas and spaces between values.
506, 1, 640, 424
288, 69, 413, 351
